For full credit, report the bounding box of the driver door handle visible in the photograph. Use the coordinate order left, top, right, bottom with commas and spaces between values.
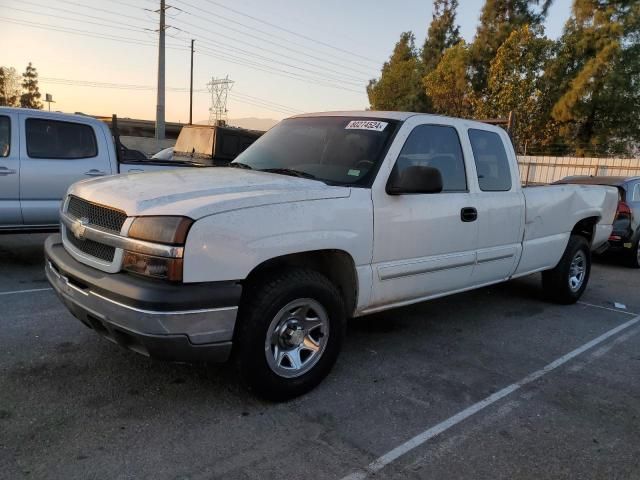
461, 207, 478, 222
84, 169, 107, 177
0, 167, 17, 176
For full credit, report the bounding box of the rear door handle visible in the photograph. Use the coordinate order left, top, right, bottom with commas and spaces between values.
461, 207, 478, 222
84, 169, 107, 177
0, 167, 17, 176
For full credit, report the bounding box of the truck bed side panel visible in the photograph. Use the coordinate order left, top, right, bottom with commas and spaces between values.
515, 185, 618, 276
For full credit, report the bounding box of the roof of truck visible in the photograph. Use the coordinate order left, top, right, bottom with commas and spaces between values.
0, 106, 106, 127
291, 111, 506, 132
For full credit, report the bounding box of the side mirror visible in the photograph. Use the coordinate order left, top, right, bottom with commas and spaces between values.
386, 165, 443, 195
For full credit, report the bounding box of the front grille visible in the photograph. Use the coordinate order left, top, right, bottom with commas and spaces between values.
66, 231, 116, 262
67, 195, 127, 233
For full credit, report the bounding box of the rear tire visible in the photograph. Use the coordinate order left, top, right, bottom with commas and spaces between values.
234, 268, 346, 401
542, 235, 591, 304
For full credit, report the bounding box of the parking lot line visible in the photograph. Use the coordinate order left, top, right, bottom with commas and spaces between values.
0, 287, 52, 297
578, 301, 638, 316
340, 314, 640, 480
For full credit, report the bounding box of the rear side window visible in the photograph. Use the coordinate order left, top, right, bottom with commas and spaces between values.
468, 129, 512, 192
633, 183, 640, 202
0, 116, 9, 157
395, 124, 467, 192
26, 118, 98, 159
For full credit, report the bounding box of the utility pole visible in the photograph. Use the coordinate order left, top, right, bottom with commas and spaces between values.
189, 39, 194, 125
155, 0, 166, 140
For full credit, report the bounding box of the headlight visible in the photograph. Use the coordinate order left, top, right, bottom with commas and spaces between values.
123, 251, 184, 281
128, 216, 193, 245
123, 216, 193, 282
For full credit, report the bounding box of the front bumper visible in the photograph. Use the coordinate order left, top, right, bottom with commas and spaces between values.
45, 234, 241, 363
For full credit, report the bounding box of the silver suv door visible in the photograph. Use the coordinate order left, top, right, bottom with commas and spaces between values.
19, 114, 112, 226
0, 113, 22, 227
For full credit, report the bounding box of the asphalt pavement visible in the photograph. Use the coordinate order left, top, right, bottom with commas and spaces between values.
1, 234, 639, 480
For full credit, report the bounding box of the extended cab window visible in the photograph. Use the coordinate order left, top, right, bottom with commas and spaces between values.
26, 118, 98, 159
0, 116, 9, 157
395, 124, 467, 192
468, 129, 512, 192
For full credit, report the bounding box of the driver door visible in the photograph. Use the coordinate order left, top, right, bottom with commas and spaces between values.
370, 121, 478, 308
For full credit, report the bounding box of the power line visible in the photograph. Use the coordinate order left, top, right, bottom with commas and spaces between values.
38, 77, 303, 115
49, 0, 152, 24
171, 27, 365, 86
196, 0, 382, 65
172, 0, 375, 77
0, 16, 188, 50
25, 0, 371, 83
7, 5, 153, 35
3, 11, 365, 94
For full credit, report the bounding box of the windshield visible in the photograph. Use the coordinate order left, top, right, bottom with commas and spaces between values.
231, 116, 398, 186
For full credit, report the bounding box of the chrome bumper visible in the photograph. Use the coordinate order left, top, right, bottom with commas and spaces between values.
45, 236, 239, 363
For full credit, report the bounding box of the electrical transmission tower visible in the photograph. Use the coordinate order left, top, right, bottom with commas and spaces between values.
207, 76, 234, 126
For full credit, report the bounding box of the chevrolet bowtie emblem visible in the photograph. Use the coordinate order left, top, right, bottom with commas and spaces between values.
70, 217, 90, 241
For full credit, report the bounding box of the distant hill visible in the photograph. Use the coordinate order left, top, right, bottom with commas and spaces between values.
196, 117, 279, 131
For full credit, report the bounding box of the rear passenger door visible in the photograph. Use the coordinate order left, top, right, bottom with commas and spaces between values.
467, 128, 525, 285
0, 113, 22, 226
19, 115, 112, 226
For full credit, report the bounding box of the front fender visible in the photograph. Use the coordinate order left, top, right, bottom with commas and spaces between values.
182, 190, 373, 283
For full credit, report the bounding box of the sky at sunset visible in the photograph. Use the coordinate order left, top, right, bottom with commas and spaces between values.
2, 0, 573, 123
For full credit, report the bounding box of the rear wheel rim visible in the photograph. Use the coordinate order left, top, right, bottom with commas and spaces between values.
568, 251, 587, 292
265, 298, 330, 379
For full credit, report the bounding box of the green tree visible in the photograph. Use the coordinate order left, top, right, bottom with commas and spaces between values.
478, 25, 555, 152
423, 41, 475, 117
548, 0, 640, 156
421, 0, 461, 74
20, 62, 43, 109
0, 66, 21, 107
469, 0, 553, 93
367, 32, 429, 112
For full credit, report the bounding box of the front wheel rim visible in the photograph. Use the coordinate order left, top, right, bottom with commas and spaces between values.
265, 298, 330, 379
568, 251, 587, 292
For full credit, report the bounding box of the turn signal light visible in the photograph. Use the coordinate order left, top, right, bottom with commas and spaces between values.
122, 251, 184, 282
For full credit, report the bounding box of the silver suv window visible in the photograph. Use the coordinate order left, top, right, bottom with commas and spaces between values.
26, 118, 97, 159
0, 116, 9, 157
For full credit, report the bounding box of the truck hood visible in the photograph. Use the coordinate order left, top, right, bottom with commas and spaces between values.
69, 168, 351, 219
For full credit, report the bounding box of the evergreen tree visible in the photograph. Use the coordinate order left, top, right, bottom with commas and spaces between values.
423, 41, 475, 118
0, 66, 21, 107
367, 32, 429, 112
548, 0, 640, 156
421, 0, 461, 74
478, 25, 555, 152
469, 0, 553, 93
20, 62, 43, 109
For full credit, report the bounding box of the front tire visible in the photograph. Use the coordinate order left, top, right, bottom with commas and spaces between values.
542, 235, 591, 304
234, 268, 346, 401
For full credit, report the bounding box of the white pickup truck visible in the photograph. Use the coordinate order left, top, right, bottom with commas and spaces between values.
45, 111, 618, 399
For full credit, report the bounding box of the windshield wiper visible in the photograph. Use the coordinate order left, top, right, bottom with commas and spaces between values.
259, 168, 317, 180
229, 162, 253, 170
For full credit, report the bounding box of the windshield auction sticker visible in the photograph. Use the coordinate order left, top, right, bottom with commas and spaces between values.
345, 120, 388, 132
